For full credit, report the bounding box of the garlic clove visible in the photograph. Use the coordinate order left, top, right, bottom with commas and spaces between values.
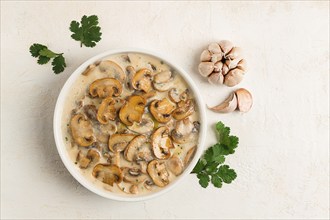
208, 92, 237, 113
200, 50, 212, 62
211, 53, 223, 63
208, 72, 224, 85
225, 57, 242, 70
223, 68, 244, 87
213, 61, 223, 72
235, 88, 253, 112
227, 47, 243, 60
208, 43, 222, 54
219, 40, 234, 54
221, 63, 230, 76
198, 62, 214, 77
236, 59, 247, 72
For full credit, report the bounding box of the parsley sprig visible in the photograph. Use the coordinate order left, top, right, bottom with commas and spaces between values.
29, 44, 66, 74
70, 15, 102, 48
192, 121, 238, 188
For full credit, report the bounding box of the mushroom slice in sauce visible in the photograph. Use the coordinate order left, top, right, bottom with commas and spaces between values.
70, 114, 95, 147
92, 164, 123, 186
83, 104, 97, 121
166, 155, 184, 176
89, 78, 123, 98
97, 97, 117, 124
143, 179, 155, 190
153, 70, 174, 92
119, 95, 146, 126
108, 133, 136, 152
151, 126, 174, 160
171, 118, 197, 144
125, 65, 135, 91
77, 148, 101, 169
122, 167, 147, 184
149, 98, 176, 123
98, 60, 126, 83
184, 145, 197, 167
172, 99, 195, 120
131, 68, 153, 93
147, 160, 170, 187
124, 135, 148, 162
128, 114, 154, 134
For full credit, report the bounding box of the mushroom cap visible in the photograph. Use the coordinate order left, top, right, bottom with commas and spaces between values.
97, 97, 117, 124
153, 70, 174, 92
125, 65, 136, 91
208, 92, 238, 113
235, 88, 253, 112
92, 164, 123, 186
89, 78, 123, 98
132, 68, 153, 93
151, 126, 174, 160
119, 95, 146, 126
166, 156, 184, 176
168, 88, 181, 103
147, 160, 170, 187
124, 135, 148, 162
128, 114, 154, 134
171, 118, 196, 144
70, 114, 95, 147
172, 99, 195, 120
184, 146, 197, 167
122, 167, 147, 184
149, 98, 176, 123
108, 133, 136, 152
98, 60, 126, 83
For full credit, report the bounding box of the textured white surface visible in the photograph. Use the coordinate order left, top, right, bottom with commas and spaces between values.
1, 1, 329, 219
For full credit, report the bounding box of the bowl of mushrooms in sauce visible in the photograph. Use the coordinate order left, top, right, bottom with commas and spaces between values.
53, 49, 206, 201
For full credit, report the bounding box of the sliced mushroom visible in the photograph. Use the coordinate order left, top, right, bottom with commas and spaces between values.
143, 179, 155, 190
168, 88, 181, 103
166, 156, 184, 176
97, 97, 116, 124
83, 104, 97, 121
92, 164, 123, 186
131, 68, 153, 93
108, 133, 136, 152
147, 160, 169, 187
122, 167, 147, 184
184, 146, 197, 167
109, 151, 121, 166
125, 66, 135, 91
149, 98, 176, 123
129, 185, 139, 194
128, 114, 154, 134
171, 118, 197, 144
153, 70, 174, 92
89, 78, 123, 98
235, 88, 253, 112
119, 95, 146, 126
96, 122, 117, 143
151, 126, 174, 159
98, 60, 126, 82
76, 150, 91, 169
87, 148, 100, 163
208, 92, 238, 113
82, 63, 98, 76
172, 99, 195, 120
70, 114, 95, 147
124, 135, 148, 162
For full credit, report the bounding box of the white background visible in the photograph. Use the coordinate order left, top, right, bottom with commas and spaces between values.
1, 1, 329, 219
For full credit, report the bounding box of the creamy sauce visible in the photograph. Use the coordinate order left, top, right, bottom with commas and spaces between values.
62, 53, 200, 196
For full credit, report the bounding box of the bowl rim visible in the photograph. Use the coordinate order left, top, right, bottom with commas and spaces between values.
53, 48, 206, 202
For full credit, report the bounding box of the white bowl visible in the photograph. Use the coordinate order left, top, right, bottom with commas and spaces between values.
53, 48, 206, 201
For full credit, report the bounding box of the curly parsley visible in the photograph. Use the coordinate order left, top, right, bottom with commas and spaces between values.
70, 15, 102, 48
192, 121, 238, 188
29, 43, 66, 74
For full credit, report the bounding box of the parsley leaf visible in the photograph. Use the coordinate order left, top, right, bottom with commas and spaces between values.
29, 43, 66, 74
191, 121, 238, 189
70, 15, 102, 47
52, 54, 66, 74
